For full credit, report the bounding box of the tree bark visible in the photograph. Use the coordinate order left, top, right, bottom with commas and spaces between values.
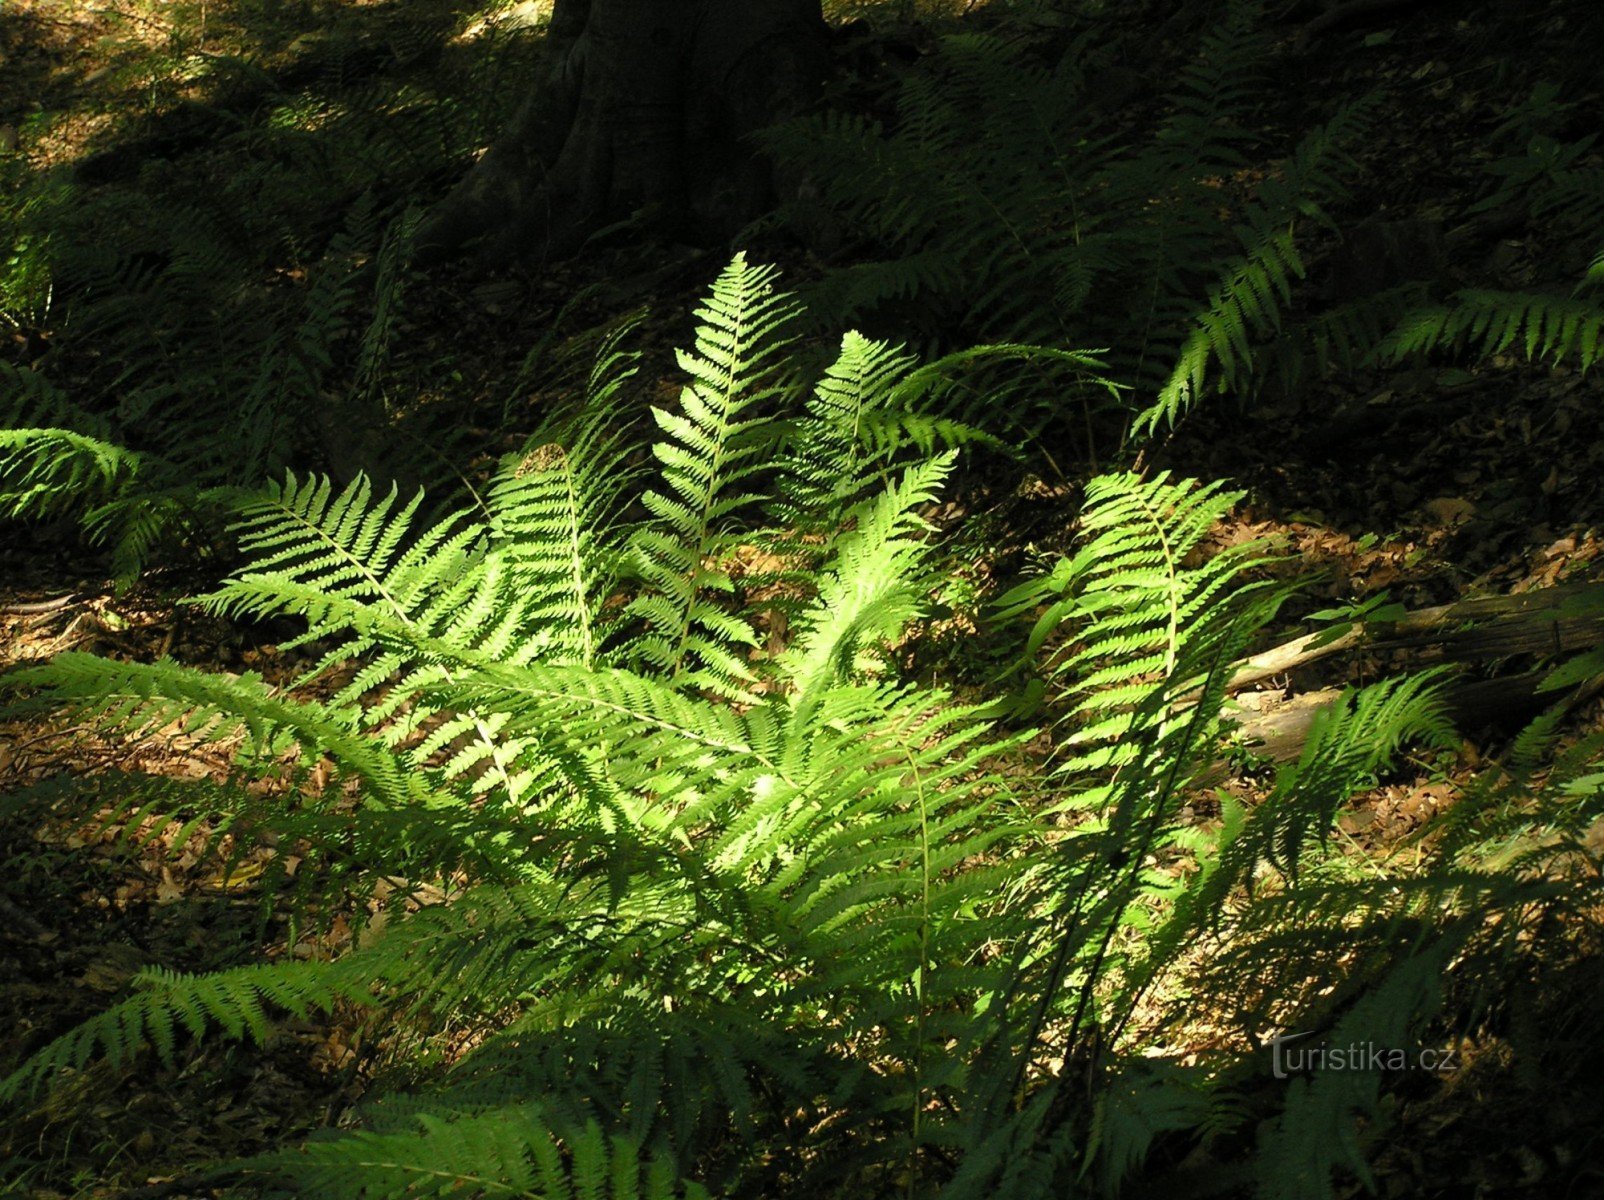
417, 0, 829, 265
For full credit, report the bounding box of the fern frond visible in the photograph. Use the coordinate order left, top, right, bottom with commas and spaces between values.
1137, 95, 1378, 430
1254, 944, 1454, 1200
622, 254, 798, 698
0, 960, 359, 1104
0, 428, 144, 521
1002, 471, 1282, 778
782, 455, 955, 714
241, 1112, 708, 1200
203, 472, 555, 804
489, 407, 638, 669
1139, 226, 1304, 432
1251, 672, 1456, 881
1151, 2, 1265, 172
774, 331, 920, 531
4, 653, 425, 810
1373, 288, 1604, 371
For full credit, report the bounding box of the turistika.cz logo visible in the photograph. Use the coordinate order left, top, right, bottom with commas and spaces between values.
1269, 1031, 1459, 1079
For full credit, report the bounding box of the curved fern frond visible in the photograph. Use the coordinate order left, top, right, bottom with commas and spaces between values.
999, 471, 1283, 779
3, 653, 425, 809
774, 331, 920, 532
205, 472, 545, 803
1373, 288, 1604, 371
489, 406, 638, 669
1138, 227, 1304, 432
0, 960, 359, 1104
782, 454, 955, 716
0, 428, 144, 521
241, 1111, 708, 1200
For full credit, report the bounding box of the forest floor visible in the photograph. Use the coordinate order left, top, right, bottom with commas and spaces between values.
3, 0, 1603, 1196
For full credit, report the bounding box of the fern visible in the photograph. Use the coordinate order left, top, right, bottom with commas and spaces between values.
781, 454, 954, 713
1253, 944, 1454, 1200
240, 1112, 709, 1200
0, 427, 144, 522
0, 961, 361, 1104
6, 256, 1599, 1200
4, 653, 427, 810
1373, 287, 1604, 371
766, 5, 1372, 436
997, 471, 1284, 781
773, 331, 922, 533
620, 254, 798, 698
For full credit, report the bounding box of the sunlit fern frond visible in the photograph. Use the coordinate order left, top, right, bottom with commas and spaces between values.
998, 471, 1283, 784
780, 454, 955, 715
489, 407, 638, 669
620, 254, 799, 698
0, 427, 144, 523
4, 653, 425, 810
773, 330, 920, 533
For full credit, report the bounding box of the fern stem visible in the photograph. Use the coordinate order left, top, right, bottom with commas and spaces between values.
552, 443, 596, 666
903, 740, 933, 1198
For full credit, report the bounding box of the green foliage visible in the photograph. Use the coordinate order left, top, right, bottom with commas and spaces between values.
998, 472, 1286, 777
622, 255, 798, 698
0, 200, 411, 580
4, 259, 1600, 1199
242, 1113, 709, 1200
1373, 286, 1604, 372
1252, 945, 1451, 1200
0, 962, 361, 1106
765, 3, 1374, 433
0, 0, 545, 579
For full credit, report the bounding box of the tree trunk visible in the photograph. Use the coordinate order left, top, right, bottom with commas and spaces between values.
417, 0, 829, 265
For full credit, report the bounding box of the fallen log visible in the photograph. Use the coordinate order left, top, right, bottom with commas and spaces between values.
1195, 581, 1604, 779
1228, 580, 1604, 693
1221, 669, 1595, 769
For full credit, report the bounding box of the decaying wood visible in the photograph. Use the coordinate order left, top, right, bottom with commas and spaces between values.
0, 594, 77, 616
1221, 670, 1589, 769
1228, 580, 1604, 692
1200, 581, 1604, 775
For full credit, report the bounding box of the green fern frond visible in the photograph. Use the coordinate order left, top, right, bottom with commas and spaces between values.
0, 427, 144, 521
490, 409, 638, 669
204, 472, 549, 804
241, 1111, 708, 1200
1000, 471, 1282, 776
774, 331, 920, 531
1151, 1, 1266, 171
1585, 243, 1604, 290
622, 254, 798, 697
4, 653, 426, 810
1252, 673, 1455, 881
0, 960, 359, 1104
782, 454, 955, 713
352, 204, 422, 411
1374, 288, 1604, 371
1140, 226, 1304, 432
1138, 95, 1379, 430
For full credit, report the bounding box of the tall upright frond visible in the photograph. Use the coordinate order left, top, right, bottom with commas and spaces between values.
622, 254, 799, 697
